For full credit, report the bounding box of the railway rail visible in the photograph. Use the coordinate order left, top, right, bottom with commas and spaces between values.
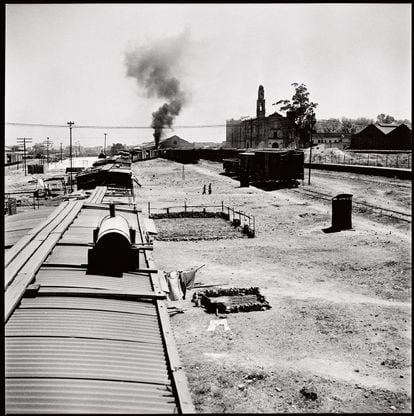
4, 159, 195, 414
291, 188, 412, 223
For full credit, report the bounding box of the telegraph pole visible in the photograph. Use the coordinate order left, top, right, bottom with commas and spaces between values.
60, 143, 63, 162
308, 130, 313, 185
44, 137, 53, 167
307, 112, 316, 186
104, 133, 107, 154
16, 137, 32, 176
67, 121, 75, 192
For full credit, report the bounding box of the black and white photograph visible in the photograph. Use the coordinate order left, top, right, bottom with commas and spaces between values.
4, 3, 411, 414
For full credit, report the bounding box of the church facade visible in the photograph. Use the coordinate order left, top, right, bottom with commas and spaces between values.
225, 85, 298, 149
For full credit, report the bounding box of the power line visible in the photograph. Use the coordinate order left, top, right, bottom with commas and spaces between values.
5, 122, 227, 129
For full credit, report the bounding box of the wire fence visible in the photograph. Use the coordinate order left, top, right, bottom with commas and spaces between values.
305, 152, 412, 169
148, 201, 255, 237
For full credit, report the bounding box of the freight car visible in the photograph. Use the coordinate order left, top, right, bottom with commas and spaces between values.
223, 157, 241, 175
5, 159, 194, 413
198, 148, 242, 162
76, 162, 134, 190
160, 148, 200, 164
223, 149, 304, 187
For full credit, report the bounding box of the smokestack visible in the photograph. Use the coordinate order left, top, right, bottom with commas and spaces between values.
125, 34, 189, 148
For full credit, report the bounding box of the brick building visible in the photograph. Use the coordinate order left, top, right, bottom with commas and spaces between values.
312, 132, 352, 150
225, 85, 298, 149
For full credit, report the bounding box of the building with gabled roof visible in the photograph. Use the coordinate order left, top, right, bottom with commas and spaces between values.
350, 123, 412, 150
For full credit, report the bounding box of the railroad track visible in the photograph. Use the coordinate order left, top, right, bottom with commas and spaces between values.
291, 188, 412, 223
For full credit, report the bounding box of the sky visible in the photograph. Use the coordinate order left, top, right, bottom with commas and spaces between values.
5, 3, 412, 149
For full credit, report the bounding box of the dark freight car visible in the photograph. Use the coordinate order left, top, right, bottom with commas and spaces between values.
224, 149, 304, 187
160, 148, 200, 164
76, 164, 133, 190
250, 149, 304, 184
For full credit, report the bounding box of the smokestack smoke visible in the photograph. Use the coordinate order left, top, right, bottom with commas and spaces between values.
125, 34, 188, 148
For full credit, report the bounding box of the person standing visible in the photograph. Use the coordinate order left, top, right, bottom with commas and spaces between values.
202, 184, 206, 195
208, 183, 212, 194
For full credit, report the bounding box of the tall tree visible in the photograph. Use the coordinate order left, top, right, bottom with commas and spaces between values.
377, 114, 396, 124
276, 83, 318, 147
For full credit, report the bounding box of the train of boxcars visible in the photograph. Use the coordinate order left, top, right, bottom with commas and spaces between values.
4, 152, 195, 414
130, 147, 305, 186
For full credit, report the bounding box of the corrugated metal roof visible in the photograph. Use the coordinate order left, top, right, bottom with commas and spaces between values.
6, 379, 177, 413
5, 195, 194, 413
375, 123, 398, 135
34, 267, 153, 292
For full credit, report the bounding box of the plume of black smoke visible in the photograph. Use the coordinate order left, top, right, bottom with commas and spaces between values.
125, 35, 188, 148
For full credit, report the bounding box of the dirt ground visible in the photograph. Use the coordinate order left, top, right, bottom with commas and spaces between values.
132, 158, 411, 413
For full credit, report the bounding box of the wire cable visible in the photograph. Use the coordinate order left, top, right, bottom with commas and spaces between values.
6, 122, 227, 129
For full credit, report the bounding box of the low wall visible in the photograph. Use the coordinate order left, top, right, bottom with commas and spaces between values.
304, 162, 411, 180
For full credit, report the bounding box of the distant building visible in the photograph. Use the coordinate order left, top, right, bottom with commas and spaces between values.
111, 143, 125, 155
5, 146, 23, 165
137, 135, 193, 151
350, 123, 412, 150
158, 135, 193, 149
312, 132, 352, 150
225, 85, 298, 149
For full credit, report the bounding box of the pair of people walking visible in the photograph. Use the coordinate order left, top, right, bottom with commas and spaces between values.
202, 183, 212, 195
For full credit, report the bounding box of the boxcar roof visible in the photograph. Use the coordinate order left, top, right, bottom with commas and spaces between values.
5, 187, 194, 414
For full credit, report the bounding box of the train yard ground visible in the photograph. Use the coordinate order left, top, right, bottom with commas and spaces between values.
132, 158, 411, 413
4, 156, 411, 413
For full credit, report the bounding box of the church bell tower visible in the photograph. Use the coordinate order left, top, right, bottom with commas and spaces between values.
256, 85, 265, 119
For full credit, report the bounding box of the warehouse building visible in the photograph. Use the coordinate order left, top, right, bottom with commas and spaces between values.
350, 123, 412, 150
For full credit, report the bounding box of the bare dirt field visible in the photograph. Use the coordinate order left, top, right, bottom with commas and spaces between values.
132, 158, 411, 413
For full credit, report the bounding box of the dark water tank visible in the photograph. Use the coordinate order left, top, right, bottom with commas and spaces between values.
88, 204, 138, 276
332, 193, 353, 230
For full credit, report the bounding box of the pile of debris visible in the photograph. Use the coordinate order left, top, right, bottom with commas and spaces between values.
192, 287, 271, 314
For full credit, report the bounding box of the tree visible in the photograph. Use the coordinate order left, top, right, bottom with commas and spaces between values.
276, 83, 318, 147
315, 118, 341, 133
354, 117, 374, 132
377, 114, 396, 124
30, 143, 46, 158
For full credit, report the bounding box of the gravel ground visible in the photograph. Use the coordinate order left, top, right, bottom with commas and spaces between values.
132, 158, 411, 413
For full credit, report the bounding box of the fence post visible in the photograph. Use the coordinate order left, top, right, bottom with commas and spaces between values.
148, 202, 150, 217
396, 155, 399, 168
367, 154, 370, 166
386, 154, 388, 167
166, 207, 169, 217
221, 201, 224, 214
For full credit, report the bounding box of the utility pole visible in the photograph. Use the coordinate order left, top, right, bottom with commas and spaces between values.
60, 143, 63, 162
307, 113, 316, 186
67, 121, 75, 193
44, 137, 53, 167
16, 137, 32, 176
104, 133, 107, 154
308, 130, 313, 185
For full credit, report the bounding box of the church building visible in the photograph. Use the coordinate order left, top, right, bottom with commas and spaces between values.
225, 85, 298, 149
